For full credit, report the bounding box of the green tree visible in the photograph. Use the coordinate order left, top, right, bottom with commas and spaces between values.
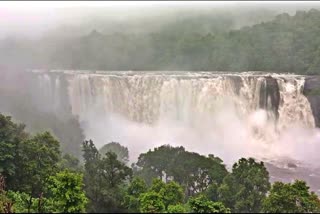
139, 191, 165, 213
188, 195, 231, 213
7, 190, 55, 213
59, 153, 83, 172
99, 142, 129, 164
127, 177, 147, 197
124, 177, 147, 212
13, 131, 61, 212
167, 204, 187, 213
14, 132, 61, 187
150, 178, 166, 193
262, 180, 320, 213
0, 114, 28, 188
205, 183, 219, 202
99, 152, 132, 188
136, 145, 228, 196
47, 170, 88, 213
218, 158, 271, 213
160, 181, 184, 209
82, 140, 132, 213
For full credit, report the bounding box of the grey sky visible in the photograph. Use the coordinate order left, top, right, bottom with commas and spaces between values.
1, 1, 320, 38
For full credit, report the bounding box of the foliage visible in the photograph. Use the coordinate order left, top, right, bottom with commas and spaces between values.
59, 153, 83, 172
99, 152, 132, 188
13, 132, 61, 198
3, 113, 320, 214
205, 183, 219, 202
127, 177, 148, 197
0, 176, 13, 213
188, 194, 231, 213
7, 190, 55, 213
218, 158, 271, 213
139, 191, 165, 213
136, 145, 228, 196
3, 9, 320, 74
124, 177, 148, 212
167, 204, 187, 213
99, 142, 129, 164
159, 180, 184, 209
47, 170, 88, 213
263, 180, 320, 213
82, 140, 132, 213
0, 114, 28, 187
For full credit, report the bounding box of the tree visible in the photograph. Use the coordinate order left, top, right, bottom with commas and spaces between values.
160, 181, 184, 209
6, 190, 55, 213
149, 178, 166, 193
82, 140, 102, 212
82, 140, 132, 213
263, 180, 320, 213
0, 114, 28, 188
47, 170, 88, 213
0, 176, 13, 213
124, 177, 147, 212
139, 191, 165, 213
13, 131, 61, 212
167, 204, 187, 213
14, 132, 61, 190
99, 142, 129, 164
59, 153, 82, 172
136, 145, 228, 196
136, 145, 184, 182
188, 195, 231, 213
135, 178, 185, 212
218, 158, 271, 213
99, 152, 132, 188
205, 183, 219, 202
127, 177, 147, 197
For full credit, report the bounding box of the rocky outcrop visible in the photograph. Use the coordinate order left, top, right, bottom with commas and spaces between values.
260, 76, 280, 120
304, 76, 320, 127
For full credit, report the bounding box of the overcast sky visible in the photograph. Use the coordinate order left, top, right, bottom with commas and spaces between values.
1, 1, 320, 38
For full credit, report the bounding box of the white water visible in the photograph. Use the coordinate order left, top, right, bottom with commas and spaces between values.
34, 71, 319, 166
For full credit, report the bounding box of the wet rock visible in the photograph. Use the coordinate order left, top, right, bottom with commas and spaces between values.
304, 76, 320, 127
259, 76, 280, 120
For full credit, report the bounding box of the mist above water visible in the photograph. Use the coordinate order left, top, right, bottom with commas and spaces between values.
82, 101, 320, 167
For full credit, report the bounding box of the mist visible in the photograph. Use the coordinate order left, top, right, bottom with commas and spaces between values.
2, 1, 320, 39
81, 97, 320, 168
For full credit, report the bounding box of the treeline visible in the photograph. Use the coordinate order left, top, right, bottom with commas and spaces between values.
1, 9, 320, 74
1, 113, 320, 213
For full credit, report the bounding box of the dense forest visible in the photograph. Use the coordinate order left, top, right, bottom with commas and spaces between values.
1, 9, 320, 74
1, 113, 320, 213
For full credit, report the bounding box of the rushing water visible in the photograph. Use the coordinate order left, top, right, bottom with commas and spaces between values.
32, 70, 319, 167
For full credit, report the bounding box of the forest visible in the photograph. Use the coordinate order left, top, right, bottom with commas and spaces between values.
1, 9, 320, 74
1, 113, 320, 213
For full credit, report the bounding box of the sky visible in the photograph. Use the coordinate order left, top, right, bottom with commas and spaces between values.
1, 1, 320, 38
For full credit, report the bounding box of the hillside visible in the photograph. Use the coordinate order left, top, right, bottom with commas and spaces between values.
1, 9, 320, 74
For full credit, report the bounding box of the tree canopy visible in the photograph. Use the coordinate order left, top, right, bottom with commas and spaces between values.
0, 112, 319, 213
263, 180, 320, 213
99, 142, 129, 164
2, 9, 320, 74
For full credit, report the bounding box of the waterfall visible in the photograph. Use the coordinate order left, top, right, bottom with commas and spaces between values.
31, 71, 318, 164
60, 72, 315, 128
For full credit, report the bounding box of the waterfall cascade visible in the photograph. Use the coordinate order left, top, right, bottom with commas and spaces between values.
34, 71, 315, 128
30, 70, 318, 164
